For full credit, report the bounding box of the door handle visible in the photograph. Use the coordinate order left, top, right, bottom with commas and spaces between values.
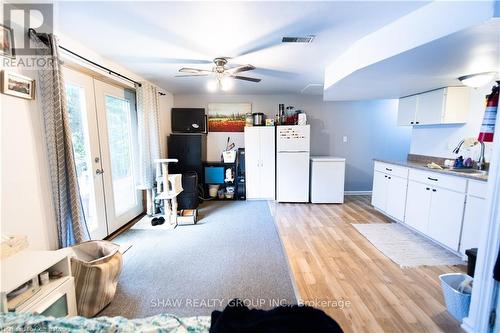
385, 168, 392, 171
428, 177, 438, 181
96, 169, 104, 175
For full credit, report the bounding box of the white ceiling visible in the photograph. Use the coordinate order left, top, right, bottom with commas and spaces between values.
55, 1, 427, 95
324, 18, 500, 100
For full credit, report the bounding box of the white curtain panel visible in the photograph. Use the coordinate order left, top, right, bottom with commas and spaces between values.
136, 83, 161, 189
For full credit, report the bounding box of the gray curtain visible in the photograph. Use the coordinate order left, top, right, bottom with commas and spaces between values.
29, 31, 90, 247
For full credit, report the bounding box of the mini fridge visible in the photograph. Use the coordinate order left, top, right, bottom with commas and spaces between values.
310, 157, 345, 203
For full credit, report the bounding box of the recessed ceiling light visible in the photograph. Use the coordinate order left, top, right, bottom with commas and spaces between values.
458, 72, 497, 88
282, 36, 315, 43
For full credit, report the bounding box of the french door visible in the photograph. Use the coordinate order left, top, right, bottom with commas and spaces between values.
64, 67, 142, 239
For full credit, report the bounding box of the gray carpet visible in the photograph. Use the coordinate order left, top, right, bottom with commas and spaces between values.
99, 200, 297, 318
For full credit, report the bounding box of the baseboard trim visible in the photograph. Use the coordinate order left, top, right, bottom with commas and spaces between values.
345, 191, 372, 196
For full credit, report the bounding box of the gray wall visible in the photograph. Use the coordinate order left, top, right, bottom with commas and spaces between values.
173, 94, 411, 192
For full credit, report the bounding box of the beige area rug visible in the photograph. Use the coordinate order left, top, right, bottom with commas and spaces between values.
352, 223, 465, 268
130, 215, 176, 231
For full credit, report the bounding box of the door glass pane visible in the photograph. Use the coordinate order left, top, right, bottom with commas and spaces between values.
66, 84, 99, 233
105, 95, 137, 215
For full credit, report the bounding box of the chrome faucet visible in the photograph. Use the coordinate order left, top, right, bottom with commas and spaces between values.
477, 141, 486, 170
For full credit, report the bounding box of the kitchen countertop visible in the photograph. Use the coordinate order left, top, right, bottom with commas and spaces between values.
374, 159, 488, 182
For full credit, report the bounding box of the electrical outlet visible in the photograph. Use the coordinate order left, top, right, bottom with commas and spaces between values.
343, 136, 348, 143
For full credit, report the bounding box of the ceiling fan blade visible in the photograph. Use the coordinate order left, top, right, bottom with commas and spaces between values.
175, 74, 209, 77
232, 75, 261, 83
179, 67, 212, 74
228, 64, 256, 74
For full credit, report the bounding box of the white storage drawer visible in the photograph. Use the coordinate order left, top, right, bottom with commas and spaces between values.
468, 180, 488, 198
374, 162, 409, 178
408, 169, 467, 192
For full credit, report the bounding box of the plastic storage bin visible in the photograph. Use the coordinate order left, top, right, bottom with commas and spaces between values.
439, 273, 472, 321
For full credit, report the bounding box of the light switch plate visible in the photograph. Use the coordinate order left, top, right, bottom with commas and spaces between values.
343, 136, 348, 143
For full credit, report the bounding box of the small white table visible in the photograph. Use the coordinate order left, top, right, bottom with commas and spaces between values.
0, 250, 77, 316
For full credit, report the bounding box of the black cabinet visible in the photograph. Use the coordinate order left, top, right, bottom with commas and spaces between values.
167, 134, 207, 183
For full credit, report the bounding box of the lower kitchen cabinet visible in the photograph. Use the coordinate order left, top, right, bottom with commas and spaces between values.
371, 171, 387, 211
460, 180, 488, 255
427, 187, 465, 251
404, 177, 466, 251
386, 175, 408, 222
374, 161, 487, 254
405, 180, 432, 234
371, 169, 407, 221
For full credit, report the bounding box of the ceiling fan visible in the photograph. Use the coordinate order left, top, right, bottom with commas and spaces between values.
175, 57, 261, 91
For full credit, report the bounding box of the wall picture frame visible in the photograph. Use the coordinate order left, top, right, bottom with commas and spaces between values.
1, 71, 36, 100
0, 24, 15, 58
207, 103, 251, 132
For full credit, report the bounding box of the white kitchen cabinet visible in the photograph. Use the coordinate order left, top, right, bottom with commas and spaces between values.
371, 162, 408, 221
386, 175, 409, 222
404, 169, 467, 251
417, 89, 446, 125
460, 180, 488, 255
371, 171, 387, 210
244, 127, 275, 200
427, 187, 466, 251
397, 87, 470, 126
405, 180, 432, 234
397, 95, 418, 126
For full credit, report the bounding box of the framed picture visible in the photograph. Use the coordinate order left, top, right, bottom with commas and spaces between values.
1, 71, 35, 100
207, 103, 251, 132
0, 24, 15, 58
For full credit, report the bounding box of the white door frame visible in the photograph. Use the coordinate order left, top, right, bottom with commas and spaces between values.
63, 67, 108, 239
462, 96, 500, 333
94, 80, 142, 234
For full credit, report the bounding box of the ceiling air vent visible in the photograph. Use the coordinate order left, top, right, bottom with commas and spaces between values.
282, 36, 315, 43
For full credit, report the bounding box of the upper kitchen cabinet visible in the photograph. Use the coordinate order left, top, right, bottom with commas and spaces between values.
397, 87, 470, 126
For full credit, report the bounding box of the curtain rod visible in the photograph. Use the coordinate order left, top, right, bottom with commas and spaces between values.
58, 45, 142, 88
29, 28, 168, 95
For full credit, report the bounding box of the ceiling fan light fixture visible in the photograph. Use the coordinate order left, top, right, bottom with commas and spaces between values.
206, 79, 218, 92
220, 77, 234, 91
458, 72, 497, 88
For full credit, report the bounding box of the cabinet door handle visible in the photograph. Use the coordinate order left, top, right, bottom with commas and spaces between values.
410, 121, 414, 124
415, 121, 420, 124
432, 189, 437, 192
388, 176, 391, 179
428, 177, 438, 181
426, 187, 430, 190
384, 175, 387, 178
96, 169, 104, 175
385, 168, 392, 171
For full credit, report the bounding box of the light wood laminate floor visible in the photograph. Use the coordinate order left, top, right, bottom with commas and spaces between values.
270, 195, 465, 333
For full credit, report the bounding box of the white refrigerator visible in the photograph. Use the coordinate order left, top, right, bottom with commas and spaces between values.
276, 125, 310, 202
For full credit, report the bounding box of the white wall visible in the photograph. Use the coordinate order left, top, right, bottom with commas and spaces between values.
0, 68, 59, 250
174, 94, 411, 191
410, 84, 495, 162
1, 34, 172, 250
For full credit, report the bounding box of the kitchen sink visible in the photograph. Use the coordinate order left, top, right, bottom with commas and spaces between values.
447, 168, 488, 175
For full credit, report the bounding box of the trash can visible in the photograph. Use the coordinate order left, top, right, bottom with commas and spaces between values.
70, 240, 122, 317
439, 273, 472, 321
465, 248, 478, 277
